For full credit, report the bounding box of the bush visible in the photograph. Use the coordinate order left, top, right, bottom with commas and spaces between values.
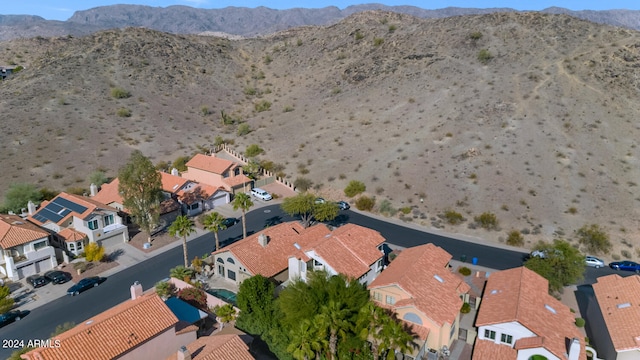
355, 196, 375, 211
458, 267, 472, 276
155, 281, 177, 299
575, 318, 585, 327
110, 87, 131, 99
399, 207, 412, 215
506, 230, 524, 246
460, 302, 471, 314
355, 31, 364, 40
254, 100, 272, 112
116, 107, 131, 117
73, 261, 88, 272
379, 199, 397, 216
237, 123, 251, 136
294, 177, 313, 192
443, 210, 465, 225
469, 31, 483, 40
373, 38, 384, 46
477, 49, 493, 64
344, 180, 366, 197
84, 242, 105, 262
245, 144, 264, 158
576, 224, 612, 255
178, 287, 207, 309
474, 212, 499, 230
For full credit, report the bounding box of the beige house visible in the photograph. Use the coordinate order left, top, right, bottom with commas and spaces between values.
585, 274, 640, 360
0, 214, 58, 280
368, 243, 470, 359
182, 153, 252, 194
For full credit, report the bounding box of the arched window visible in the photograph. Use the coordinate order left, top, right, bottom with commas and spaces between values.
227, 257, 235, 264
402, 312, 423, 326
528, 356, 548, 360
217, 258, 224, 264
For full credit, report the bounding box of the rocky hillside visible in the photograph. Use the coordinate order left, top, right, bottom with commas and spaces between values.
2, 11, 640, 258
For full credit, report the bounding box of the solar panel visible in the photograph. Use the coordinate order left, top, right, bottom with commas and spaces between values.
52, 197, 88, 214
33, 205, 64, 223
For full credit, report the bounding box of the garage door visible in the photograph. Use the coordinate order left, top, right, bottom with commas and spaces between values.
211, 193, 229, 207
35, 258, 53, 273
98, 233, 125, 248
16, 263, 36, 279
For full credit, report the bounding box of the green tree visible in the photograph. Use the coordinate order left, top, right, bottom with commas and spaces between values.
3, 183, 41, 213
243, 160, 261, 180
169, 265, 195, 282
202, 211, 227, 252
232, 193, 253, 239
576, 224, 612, 255
380, 318, 415, 359
524, 239, 585, 295
245, 144, 264, 158
280, 193, 339, 228
356, 302, 391, 360
287, 319, 326, 360
0, 285, 15, 314
155, 281, 177, 299
344, 180, 366, 197
88, 171, 109, 187
172, 156, 191, 172
317, 301, 351, 360
236, 275, 277, 336
39, 187, 59, 201
118, 150, 163, 243
213, 303, 237, 328
168, 215, 196, 268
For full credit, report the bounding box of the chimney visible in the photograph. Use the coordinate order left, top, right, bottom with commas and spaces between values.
258, 233, 268, 247
89, 183, 98, 197
171, 168, 179, 176
27, 201, 36, 216
567, 338, 581, 360
130, 281, 143, 300
177, 346, 191, 360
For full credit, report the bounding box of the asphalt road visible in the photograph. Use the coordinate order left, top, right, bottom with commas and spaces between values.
0, 204, 620, 358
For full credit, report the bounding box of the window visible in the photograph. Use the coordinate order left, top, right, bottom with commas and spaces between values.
189, 202, 199, 210
501, 333, 513, 344
76, 241, 83, 250
69, 243, 75, 251
373, 292, 382, 301
103, 214, 114, 226
88, 219, 99, 230
484, 329, 496, 340
33, 241, 47, 251
227, 270, 236, 281
385, 295, 395, 305
313, 259, 323, 267
227, 257, 235, 264
376, 258, 384, 271
450, 320, 457, 339
218, 265, 224, 275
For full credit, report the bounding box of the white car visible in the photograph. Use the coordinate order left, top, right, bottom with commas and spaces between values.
250, 188, 272, 201
585, 256, 605, 268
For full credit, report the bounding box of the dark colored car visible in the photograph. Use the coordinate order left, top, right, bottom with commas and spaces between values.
0, 310, 24, 328
26, 275, 49, 288
67, 276, 106, 296
609, 261, 640, 273
336, 201, 350, 210
222, 218, 239, 228
44, 270, 72, 284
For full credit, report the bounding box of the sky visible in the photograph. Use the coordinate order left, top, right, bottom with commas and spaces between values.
5, 1, 640, 21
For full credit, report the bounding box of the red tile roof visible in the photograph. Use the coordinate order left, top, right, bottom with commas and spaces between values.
57, 228, 87, 243
0, 214, 49, 249
160, 172, 189, 194
472, 339, 517, 360
222, 173, 252, 188
22, 292, 178, 360
475, 267, 585, 360
28, 192, 116, 226
186, 154, 234, 174
592, 274, 640, 352
368, 243, 470, 327
166, 334, 254, 360
91, 179, 124, 208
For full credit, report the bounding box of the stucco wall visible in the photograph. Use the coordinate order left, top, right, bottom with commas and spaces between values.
118, 326, 196, 360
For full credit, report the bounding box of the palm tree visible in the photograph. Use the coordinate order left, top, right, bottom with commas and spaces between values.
232, 192, 253, 239
213, 303, 237, 330
168, 215, 195, 267
316, 300, 351, 360
202, 211, 227, 251
169, 265, 195, 282
287, 319, 325, 360
356, 302, 389, 360
380, 317, 415, 360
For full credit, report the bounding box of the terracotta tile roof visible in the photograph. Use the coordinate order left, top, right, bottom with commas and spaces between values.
186, 154, 234, 174
222, 173, 252, 188
166, 334, 254, 360
0, 214, 49, 249
92, 179, 124, 208
175, 321, 199, 335
475, 267, 585, 360
213, 222, 331, 278
368, 243, 470, 327
22, 292, 178, 360
304, 223, 385, 279
28, 192, 116, 226
160, 172, 189, 194
472, 339, 517, 360
57, 228, 87, 243
514, 336, 545, 349
592, 274, 640, 351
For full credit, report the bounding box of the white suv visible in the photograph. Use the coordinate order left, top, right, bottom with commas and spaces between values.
251, 188, 272, 201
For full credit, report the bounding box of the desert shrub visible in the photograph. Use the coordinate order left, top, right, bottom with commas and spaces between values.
344, 180, 366, 197
373, 37, 384, 46
237, 123, 251, 136
575, 318, 585, 327
355, 196, 375, 211
245, 144, 264, 158
283, 105, 294, 112
460, 303, 471, 314
506, 230, 524, 246
567, 207, 578, 214
378, 200, 397, 216
388, 24, 397, 32
244, 87, 257, 96
264, 55, 273, 64
477, 49, 493, 64
155, 281, 177, 299
110, 87, 131, 99
84, 242, 105, 262
399, 206, 412, 215
200, 106, 210, 116
172, 156, 191, 172
294, 177, 313, 192
178, 287, 207, 309
443, 210, 465, 225
354, 31, 364, 40
73, 261, 88, 272
469, 31, 483, 40
89, 171, 108, 187
458, 267, 472, 276
116, 107, 131, 117
254, 100, 271, 112
576, 224, 611, 255
474, 212, 499, 230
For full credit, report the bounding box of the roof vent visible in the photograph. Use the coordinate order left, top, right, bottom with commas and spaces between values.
490, 289, 498, 295
544, 304, 557, 314
85, 320, 94, 325
434, 274, 444, 283
617, 302, 631, 309
293, 242, 301, 250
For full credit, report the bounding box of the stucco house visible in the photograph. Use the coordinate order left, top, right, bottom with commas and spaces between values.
367, 243, 470, 360
165, 334, 255, 360
473, 266, 585, 360
584, 274, 640, 360
211, 222, 386, 288
27, 192, 129, 248
0, 214, 58, 280
182, 153, 252, 194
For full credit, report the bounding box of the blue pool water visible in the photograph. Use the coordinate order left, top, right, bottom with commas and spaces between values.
206, 288, 237, 306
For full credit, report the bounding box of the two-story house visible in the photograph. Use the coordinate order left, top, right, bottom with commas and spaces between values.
473, 266, 585, 360
0, 214, 58, 280
182, 153, 252, 194
27, 192, 129, 250
368, 243, 470, 359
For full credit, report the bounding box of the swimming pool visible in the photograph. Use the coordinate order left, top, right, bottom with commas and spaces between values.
206, 288, 237, 306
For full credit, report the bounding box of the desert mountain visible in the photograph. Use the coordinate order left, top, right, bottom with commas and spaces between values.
2, 11, 640, 257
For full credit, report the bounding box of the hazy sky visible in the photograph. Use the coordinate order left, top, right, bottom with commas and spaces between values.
6, 1, 640, 21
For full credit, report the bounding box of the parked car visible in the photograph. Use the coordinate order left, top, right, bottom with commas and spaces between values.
609, 261, 640, 273
26, 275, 49, 288
585, 256, 605, 268
44, 270, 72, 284
222, 217, 239, 228
336, 201, 350, 210
0, 310, 25, 328
67, 276, 106, 296
250, 188, 272, 201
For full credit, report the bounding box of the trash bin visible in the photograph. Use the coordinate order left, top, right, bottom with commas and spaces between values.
460, 255, 467, 263
472, 257, 478, 265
